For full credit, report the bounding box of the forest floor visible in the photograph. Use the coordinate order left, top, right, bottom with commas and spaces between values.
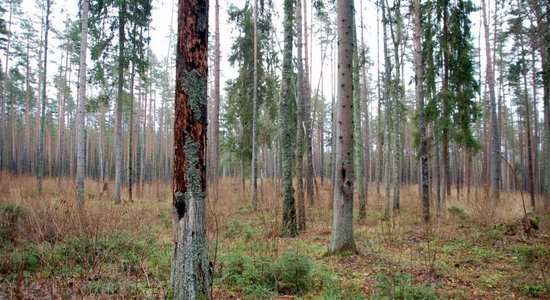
0, 174, 549, 299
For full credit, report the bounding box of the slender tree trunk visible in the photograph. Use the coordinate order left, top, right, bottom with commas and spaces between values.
35, 18, 44, 175
295, 0, 306, 232
171, 0, 211, 297
414, 0, 430, 222
56, 53, 65, 179
359, 2, 371, 220
24, 38, 31, 174
482, 0, 501, 201
251, 0, 259, 206
0, 5, 12, 171
209, 0, 220, 198
114, 3, 126, 203
303, 0, 314, 205
140, 70, 147, 194
387, 0, 402, 213
76, 0, 89, 207
38, 0, 51, 193
352, 13, 365, 220
382, 0, 392, 220
281, 0, 297, 237
376, 0, 383, 196
99, 100, 105, 187
442, 3, 451, 203
330, 0, 355, 254
527, 0, 549, 208
129, 66, 135, 202
358, 0, 369, 221
518, 28, 536, 208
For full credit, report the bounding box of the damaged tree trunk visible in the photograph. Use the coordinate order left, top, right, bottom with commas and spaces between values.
171, 0, 211, 298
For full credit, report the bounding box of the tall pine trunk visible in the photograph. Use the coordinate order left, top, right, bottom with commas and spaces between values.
303, 0, 314, 206
281, 0, 297, 237
208, 0, 220, 197
352, 14, 365, 220
38, 0, 52, 193
76, 0, 89, 207
330, 0, 355, 254
414, 0, 430, 222
482, 0, 501, 201
114, 3, 126, 203
295, 0, 306, 231
251, 0, 259, 206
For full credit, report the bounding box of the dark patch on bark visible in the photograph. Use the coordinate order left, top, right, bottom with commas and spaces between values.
175, 191, 186, 219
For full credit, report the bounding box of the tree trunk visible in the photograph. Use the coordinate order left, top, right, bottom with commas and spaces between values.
295, 0, 306, 232
208, 0, 220, 198
518, 26, 536, 208
38, 0, 51, 193
171, 0, 211, 297
76, 0, 89, 207
303, 0, 314, 206
382, 0, 392, 220
527, 0, 549, 208
414, 0, 430, 222
129, 66, 135, 202
481, 0, 501, 201
281, 0, 297, 237
251, 0, 258, 206
35, 18, 44, 175
0, 4, 12, 171
376, 0, 383, 196
442, 3, 450, 203
330, 0, 355, 254
56, 53, 64, 179
352, 12, 365, 220
24, 37, 31, 174
358, 0, 369, 221
114, 3, 126, 203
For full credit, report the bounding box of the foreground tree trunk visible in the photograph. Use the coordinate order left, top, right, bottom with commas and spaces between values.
171, 0, 211, 297
414, 0, 430, 222
281, 0, 297, 237
330, 0, 355, 254
76, 0, 89, 207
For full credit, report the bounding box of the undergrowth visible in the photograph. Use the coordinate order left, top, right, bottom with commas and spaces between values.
0, 176, 548, 298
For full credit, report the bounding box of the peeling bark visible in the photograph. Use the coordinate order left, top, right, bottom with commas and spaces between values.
171, 0, 211, 298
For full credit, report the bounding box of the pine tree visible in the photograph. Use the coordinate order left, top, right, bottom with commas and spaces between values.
330, 0, 355, 254
171, 0, 210, 297
281, 0, 297, 237
76, 0, 89, 207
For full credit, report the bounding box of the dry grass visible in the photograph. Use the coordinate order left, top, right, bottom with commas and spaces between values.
0, 172, 548, 299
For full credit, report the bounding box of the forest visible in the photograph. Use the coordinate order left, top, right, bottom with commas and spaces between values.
0, 0, 549, 298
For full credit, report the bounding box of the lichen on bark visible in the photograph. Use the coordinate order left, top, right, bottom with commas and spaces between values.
182, 69, 207, 123
184, 139, 205, 201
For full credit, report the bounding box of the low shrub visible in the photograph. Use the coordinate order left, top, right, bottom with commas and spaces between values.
374, 272, 439, 300
447, 206, 467, 221
0, 202, 28, 243
220, 249, 312, 296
